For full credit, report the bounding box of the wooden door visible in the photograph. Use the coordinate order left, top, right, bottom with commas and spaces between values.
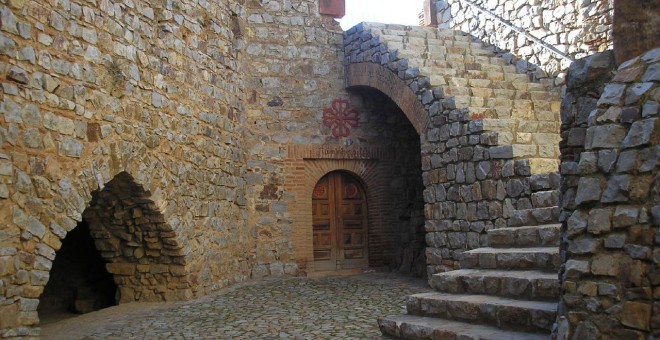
312, 172, 368, 271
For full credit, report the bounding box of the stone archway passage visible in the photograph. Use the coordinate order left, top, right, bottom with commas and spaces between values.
79, 172, 193, 303
312, 171, 369, 271
345, 63, 430, 136
38, 220, 117, 322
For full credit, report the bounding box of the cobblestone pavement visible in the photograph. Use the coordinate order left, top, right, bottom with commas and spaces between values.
41, 272, 432, 339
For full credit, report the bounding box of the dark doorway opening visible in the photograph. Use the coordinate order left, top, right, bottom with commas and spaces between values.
347, 86, 426, 277
38, 220, 117, 324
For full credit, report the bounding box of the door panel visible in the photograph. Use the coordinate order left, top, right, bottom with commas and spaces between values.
312, 172, 368, 271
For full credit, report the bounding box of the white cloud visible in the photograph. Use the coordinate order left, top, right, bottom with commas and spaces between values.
338, 0, 424, 31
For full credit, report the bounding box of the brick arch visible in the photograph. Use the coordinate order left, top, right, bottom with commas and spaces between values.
286, 157, 395, 273
303, 161, 381, 199
345, 62, 430, 135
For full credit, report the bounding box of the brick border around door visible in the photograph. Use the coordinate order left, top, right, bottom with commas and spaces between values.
285, 145, 396, 274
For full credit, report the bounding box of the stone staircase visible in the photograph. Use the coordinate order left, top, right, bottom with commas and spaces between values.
379, 173, 561, 339
344, 23, 564, 339
346, 23, 562, 174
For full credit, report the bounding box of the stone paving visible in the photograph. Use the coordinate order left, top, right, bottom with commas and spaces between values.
41, 272, 432, 339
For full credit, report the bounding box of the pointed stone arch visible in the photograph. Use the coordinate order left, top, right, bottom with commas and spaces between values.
81, 171, 193, 303
2, 149, 197, 331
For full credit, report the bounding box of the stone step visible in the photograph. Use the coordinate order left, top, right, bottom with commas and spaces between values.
413, 59, 450, 68
458, 247, 560, 271
406, 292, 557, 332
430, 269, 560, 300
425, 69, 463, 84
379, 314, 549, 340
509, 206, 560, 227
488, 224, 561, 247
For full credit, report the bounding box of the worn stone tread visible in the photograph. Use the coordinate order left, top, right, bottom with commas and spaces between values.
379, 314, 549, 340
458, 246, 560, 271
409, 291, 556, 310
464, 247, 558, 255
487, 224, 561, 247
406, 292, 557, 331
489, 223, 561, 233
433, 268, 558, 281
430, 269, 560, 300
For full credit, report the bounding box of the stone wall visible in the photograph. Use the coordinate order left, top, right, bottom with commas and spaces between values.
556, 48, 659, 338
0, 0, 255, 335
239, 0, 347, 277
240, 2, 429, 275
434, 0, 613, 77
612, 0, 660, 65
0, 2, 434, 334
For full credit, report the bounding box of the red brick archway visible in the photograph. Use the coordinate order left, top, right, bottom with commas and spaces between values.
284, 145, 396, 274
345, 62, 430, 136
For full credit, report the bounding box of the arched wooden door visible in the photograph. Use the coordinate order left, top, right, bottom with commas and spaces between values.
312, 171, 369, 271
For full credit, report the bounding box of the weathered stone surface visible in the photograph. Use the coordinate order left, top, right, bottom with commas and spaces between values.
574, 177, 602, 205
434, 0, 613, 77
568, 237, 598, 255
598, 84, 626, 106
622, 118, 658, 148
587, 209, 611, 235
558, 51, 659, 340
0, 0, 655, 338
602, 175, 630, 203
586, 125, 627, 149
564, 260, 589, 279
621, 301, 652, 331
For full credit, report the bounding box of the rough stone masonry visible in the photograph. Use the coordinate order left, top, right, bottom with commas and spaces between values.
0, 0, 658, 338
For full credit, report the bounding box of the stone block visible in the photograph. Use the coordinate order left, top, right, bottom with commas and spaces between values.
574, 177, 602, 205
622, 118, 658, 148
0, 304, 19, 328
577, 152, 598, 174
613, 206, 639, 228
621, 301, 651, 331
604, 234, 626, 248
106, 263, 136, 276
585, 125, 627, 149
567, 128, 586, 146
624, 82, 654, 105
597, 149, 618, 173
602, 175, 630, 203
587, 208, 611, 235
568, 237, 598, 255
590, 254, 621, 276
489, 146, 513, 159
597, 83, 626, 106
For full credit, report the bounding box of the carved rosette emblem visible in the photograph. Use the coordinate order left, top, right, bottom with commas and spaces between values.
313, 183, 327, 199
344, 183, 358, 198
322, 99, 358, 138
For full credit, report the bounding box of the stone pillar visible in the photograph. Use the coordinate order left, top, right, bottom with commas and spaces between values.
422, 0, 438, 27
319, 0, 345, 19
555, 48, 660, 339
612, 0, 660, 64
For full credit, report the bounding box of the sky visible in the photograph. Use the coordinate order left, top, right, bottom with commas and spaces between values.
338, 0, 424, 31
